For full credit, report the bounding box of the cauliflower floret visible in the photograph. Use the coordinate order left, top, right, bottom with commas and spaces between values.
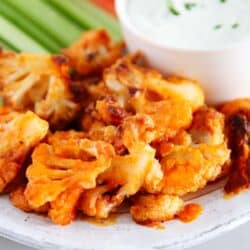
0, 108, 48, 192
160, 143, 230, 196
63, 30, 124, 76
0, 51, 78, 129
102, 57, 197, 141
157, 107, 230, 196
99, 143, 162, 198
219, 99, 250, 194
79, 143, 162, 219
130, 194, 184, 224
103, 56, 204, 111
25, 132, 115, 225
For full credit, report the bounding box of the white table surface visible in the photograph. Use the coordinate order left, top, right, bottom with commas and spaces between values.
0, 220, 249, 250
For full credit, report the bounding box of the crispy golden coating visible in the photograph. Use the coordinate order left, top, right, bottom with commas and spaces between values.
220, 99, 250, 194
25, 132, 115, 225
0, 108, 48, 192
0, 51, 78, 129
10, 185, 49, 213
130, 194, 184, 224
63, 30, 124, 76
189, 106, 225, 145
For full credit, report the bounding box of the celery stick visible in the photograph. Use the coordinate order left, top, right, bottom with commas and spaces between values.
0, 1, 60, 53
73, 0, 122, 41
0, 37, 18, 52
0, 16, 49, 53
4, 0, 82, 47
46, 0, 99, 28
46, 0, 122, 41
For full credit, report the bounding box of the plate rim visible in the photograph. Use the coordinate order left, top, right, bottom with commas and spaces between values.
0, 200, 250, 250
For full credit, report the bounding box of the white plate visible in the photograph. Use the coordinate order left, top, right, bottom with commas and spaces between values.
0, 186, 250, 250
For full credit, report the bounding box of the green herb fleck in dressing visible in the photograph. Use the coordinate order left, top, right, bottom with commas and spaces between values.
166, 0, 180, 15
184, 2, 197, 10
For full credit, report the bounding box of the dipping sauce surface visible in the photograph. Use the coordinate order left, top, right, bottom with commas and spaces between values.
128, 0, 250, 50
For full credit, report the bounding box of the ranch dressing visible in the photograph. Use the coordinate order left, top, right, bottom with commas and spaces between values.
128, 0, 250, 50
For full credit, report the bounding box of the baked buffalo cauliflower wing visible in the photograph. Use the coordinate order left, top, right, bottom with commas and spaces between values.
0, 51, 78, 129
79, 143, 162, 218
24, 132, 115, 225
63, 30, 124, 76
0, 108, 48, 192
220, 99, 250, 194
160, 144, 230, 196
130, 194, 184, 224
159, 107, 230, 196
103, 56, 204, 111
101, 56, 205, 142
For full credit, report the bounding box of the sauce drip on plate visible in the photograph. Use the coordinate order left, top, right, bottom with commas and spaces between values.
178, 203, 203, 223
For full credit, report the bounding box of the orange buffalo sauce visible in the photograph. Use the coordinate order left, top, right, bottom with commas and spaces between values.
178, 203, 203, 223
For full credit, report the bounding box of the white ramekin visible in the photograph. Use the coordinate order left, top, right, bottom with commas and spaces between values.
115, 0, 250, 105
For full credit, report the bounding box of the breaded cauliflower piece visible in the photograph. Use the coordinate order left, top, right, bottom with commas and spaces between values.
0, 51, 78, 129
160, 143, 230, 196
219, 99, 250, 194
130, 194, 184, 224
100, 143, 162, 197
80, 143, 162, 218
159, 107, 230, 196
223, 114, 249, 194
0, 108, 48, 192
25, 132, 115, 225
101, 56, 201, 141
63, 30, 124, 76
103, 56, 204, 111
